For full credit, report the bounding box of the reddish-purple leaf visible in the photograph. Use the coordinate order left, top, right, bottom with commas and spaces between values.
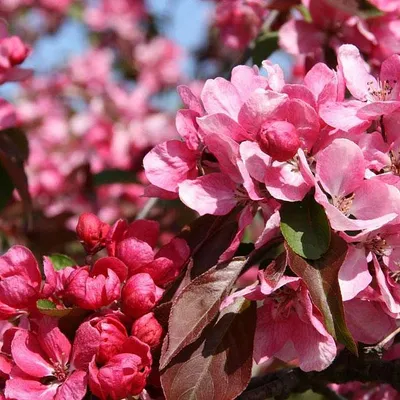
286, 233, 358, 354
0, 130, 32, 226
180, 207, 241, 278
160, 257, 246, 370
161, 298, 256, 400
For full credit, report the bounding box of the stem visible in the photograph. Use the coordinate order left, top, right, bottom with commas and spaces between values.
135, 197, 158, 220
364, 326, 400, 358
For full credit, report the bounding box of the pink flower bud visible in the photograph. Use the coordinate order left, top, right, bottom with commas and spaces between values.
258, 121, 301, 161
131, 313, 163, 350
88, 336, 152, 400
91, 315, 128, 365
121, 273, 162, 319
0, 37, 30, 66
64, 266, 120, 310
76, 213, 110, 254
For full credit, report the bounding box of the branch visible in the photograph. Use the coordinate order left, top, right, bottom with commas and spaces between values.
238, 350, 400, 400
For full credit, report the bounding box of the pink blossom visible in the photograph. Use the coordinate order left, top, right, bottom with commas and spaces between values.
214, 0, 268, 50
76, 212, 110, 255
88, 336, 152, 400
64, 260, 121, 310
121, 273, 163, 319
0, 246, 41, 319
5, 317, 92, 400
254, 278, 336, 372
131, 312, 163, 350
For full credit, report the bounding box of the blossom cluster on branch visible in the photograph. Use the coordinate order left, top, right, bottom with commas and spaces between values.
0, 0, 400, 399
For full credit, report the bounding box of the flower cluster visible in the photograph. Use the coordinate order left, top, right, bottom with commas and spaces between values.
145, 44, 400, 372
0, 213, 189, 399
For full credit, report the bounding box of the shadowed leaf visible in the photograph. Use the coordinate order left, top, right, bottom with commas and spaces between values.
286, 233, 357, 354
161, 298, 256, 400
179, 207, 241, 279
160, 257, 246, 370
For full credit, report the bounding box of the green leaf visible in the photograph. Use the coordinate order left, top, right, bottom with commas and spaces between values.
252, 31, 279, 67
93, 169, 138, 186
0, 164, 14, 212
36, 299, 73, 317
280, 193, 331, 260
286, 233, 358, 355
49, 253, 76, 271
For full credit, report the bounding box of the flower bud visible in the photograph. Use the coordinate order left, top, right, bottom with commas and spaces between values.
0, 37, 30, 66
258, 121, 300, 161
91, 315, 128, 365
76, 213, 110, 254
131, 313, 163, 350
88, 336, 152, 400
121, 273, 162, 319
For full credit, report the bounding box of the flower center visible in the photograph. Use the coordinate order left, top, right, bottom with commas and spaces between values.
271, 287, 296, 320
52, 360, 68, 382
333, 194, 355, 215
365, 234, 391, 257
366, 79, 397, 102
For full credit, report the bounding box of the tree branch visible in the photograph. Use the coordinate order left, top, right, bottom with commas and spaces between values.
238, 350, 400, 400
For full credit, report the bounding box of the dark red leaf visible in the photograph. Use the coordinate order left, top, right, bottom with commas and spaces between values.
161, 298, 256, 400
0, 130, 32, 226
286, 233, 358, 355
160, 257, 246, 370
179, 207, 241, 279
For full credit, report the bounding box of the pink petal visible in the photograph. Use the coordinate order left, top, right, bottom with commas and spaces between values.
115, 238, 154, 277
254, 300, 290, 364
356, 101, 400, 119
230, 65, 268, 101
91, 257, 128, 282
177, 85, 204, 115
0, 245, 41, 289
176, 109, 201, 151
11, 330, 53, 378
55, 370, 87, 400
281, 84, 317, 109
37, 317, 71, 367
304, 63, 341, 106
314, 185, 396, 232
238, 89, 288, 135
262, 61, 285, 92
155, 237, 190, 269
204, 133, 242, 182
338, 44, 375, 101
178, 173, 237, 216
197, 113, 250, 142
339, 246, 371, 301
70, 321, 101, 371
265, 162, 311, 202
143, 140, 197, 193
5, 378, 59, 400
279, 20, 325, 55
380, 54, 400, 97
240, 141, 270, 182
201, 77, 242, 119
345, 298, 396, 344
351, 179, 400, 221
316, 138, 365, 198
291, 317, 336, 372
319, 101, 372, 133
285, 98, 320, 150
124, 219, 160, 249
